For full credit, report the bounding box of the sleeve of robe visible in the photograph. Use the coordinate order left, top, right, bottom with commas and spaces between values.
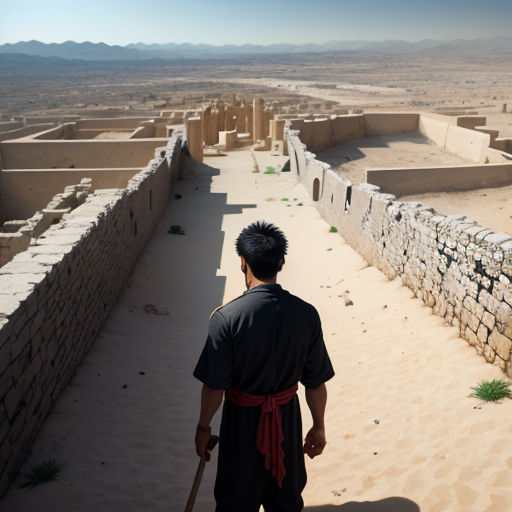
193, 310, 233, 390
300, 305, 335, 389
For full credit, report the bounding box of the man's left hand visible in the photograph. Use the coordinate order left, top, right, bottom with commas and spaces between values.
303, 426, 326, 459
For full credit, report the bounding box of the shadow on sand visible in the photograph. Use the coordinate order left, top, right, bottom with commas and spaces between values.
317, 132, 431, 169
304, 497, 420, 512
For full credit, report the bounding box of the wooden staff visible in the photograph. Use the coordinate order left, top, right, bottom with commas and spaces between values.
184, 435, 219, 512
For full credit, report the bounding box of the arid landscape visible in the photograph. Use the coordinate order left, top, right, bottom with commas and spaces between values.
1, 47, 512, 121
3, 26, 512, 512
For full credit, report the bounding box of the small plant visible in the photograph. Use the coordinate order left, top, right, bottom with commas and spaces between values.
174, 193, 182, 199
168, 224, 185, 235
21, 459, 64, 488
297, 202, 303, 206
329, 226, 338, 233
471, 379, 511, 402
281, 197, 289, 201
264, 166, 276, 174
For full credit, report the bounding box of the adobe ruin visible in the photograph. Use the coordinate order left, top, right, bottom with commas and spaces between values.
1, 97, 512, 498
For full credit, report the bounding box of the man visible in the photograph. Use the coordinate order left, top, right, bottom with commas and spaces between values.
193, 221, 334, 511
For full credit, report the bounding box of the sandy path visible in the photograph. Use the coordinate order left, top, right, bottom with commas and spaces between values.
2, 149, 512, 512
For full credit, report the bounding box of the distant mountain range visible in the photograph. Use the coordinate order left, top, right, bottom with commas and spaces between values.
1, 37, 512, 61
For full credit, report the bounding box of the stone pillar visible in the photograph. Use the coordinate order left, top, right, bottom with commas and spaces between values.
246, 107, 253, 138
234, 107, 245, 133
218, 105, 226, 135
186, 117, 203, 163
270, 119, 285, 141
208, 109, 220, 145
253, 97, 264, 142
225, 106, 235, 131
263, 108, 274, 138
201, 106, 211, 145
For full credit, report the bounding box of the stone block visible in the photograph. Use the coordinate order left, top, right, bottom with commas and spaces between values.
3, 386, 21, 422
482, 311, 495, 330
494, 355, 507, 370
488, 329, 512, 360
11, 323, 30, 361
477, 324, 489, 344
484, 343, 496, 363
484, 232, 512, 245
495, 302, 512, 331
464, 326, 479, 346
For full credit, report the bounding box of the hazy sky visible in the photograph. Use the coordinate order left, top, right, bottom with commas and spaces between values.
1, 0, 511, 45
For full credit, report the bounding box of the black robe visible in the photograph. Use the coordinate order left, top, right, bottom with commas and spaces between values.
194, 283, 334, 512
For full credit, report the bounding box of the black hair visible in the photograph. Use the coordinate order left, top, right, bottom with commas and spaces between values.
235, 221, 288, 280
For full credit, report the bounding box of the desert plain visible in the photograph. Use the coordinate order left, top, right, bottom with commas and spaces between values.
1, 45, 512, 512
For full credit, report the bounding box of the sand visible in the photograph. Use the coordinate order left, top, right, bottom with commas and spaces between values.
214, 78, 408, 107
2, 149, 512, 512
92, 131, 132, 139
402, 184, 512, 236
482, 112, 512, 138
317, 133, 469, 184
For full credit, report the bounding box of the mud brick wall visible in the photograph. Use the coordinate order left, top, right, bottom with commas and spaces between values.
287, 129, 512, 379
0, 135, 184, 495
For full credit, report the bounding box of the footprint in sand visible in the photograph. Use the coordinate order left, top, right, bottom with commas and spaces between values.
143, 304, 170, 315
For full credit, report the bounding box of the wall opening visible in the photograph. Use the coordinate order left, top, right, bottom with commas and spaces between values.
149, 190, 153, 210
331, 193, 334, 204
295, 151, 300, 175
344, 186, 352, 212
313, 178, 320, 201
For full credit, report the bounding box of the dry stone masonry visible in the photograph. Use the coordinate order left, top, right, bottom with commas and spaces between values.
0, 135, 184, 495
287, 116, 512, 379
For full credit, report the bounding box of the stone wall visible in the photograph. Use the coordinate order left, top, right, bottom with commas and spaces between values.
0, 179, 93, 268
32, 123, 76, 140
366, 162, 512, 196
418, 115, 492, 163
287, 128, 512, 380
289, 113, 419, 153
0, 139, 169, 169
0, 124, 55, 142
0, 135, 184, 496
1, 168, 140, 220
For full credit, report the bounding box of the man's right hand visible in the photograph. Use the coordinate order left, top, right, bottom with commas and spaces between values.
303, 426, 326, 459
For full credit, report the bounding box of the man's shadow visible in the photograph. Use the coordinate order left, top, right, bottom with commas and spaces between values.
304, 496, 420, 512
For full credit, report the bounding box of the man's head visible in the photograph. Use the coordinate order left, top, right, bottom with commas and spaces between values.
235, 221, 288, 284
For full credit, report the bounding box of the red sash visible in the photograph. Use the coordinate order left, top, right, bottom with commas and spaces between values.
225, 383, 298, 487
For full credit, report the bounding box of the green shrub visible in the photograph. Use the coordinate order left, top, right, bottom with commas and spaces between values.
21, 460, 64, 488
168, 225, 185, 235
264, 166, 276, 174
329, 226, 338, 233
471, 379, 511, 402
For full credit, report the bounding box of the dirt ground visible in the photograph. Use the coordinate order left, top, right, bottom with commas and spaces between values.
2, 52, 512, 120
2, 150, 512, 512
402, 184, 512, 235
317, 133, 469, 184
